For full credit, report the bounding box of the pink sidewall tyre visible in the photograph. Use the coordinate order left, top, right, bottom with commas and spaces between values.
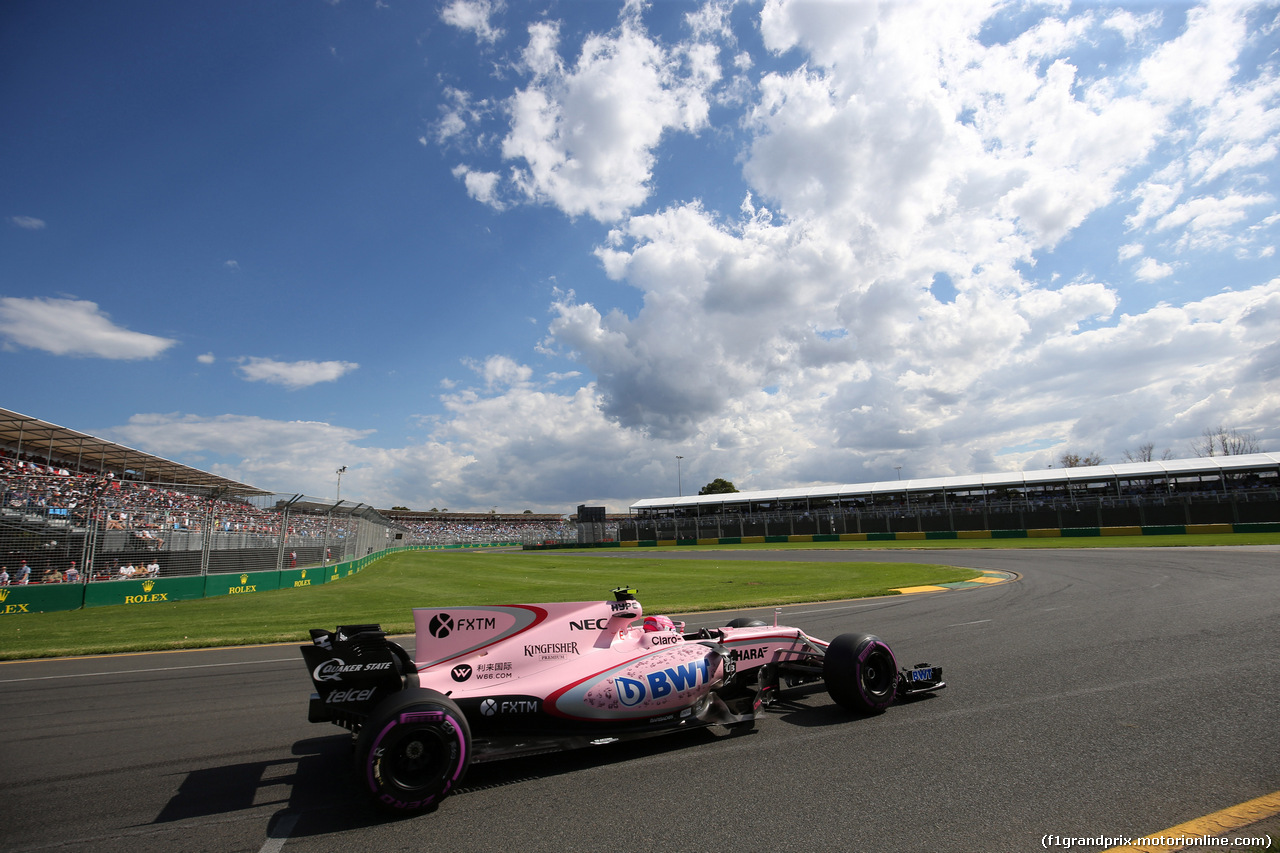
354, 688, 472, 815
822, 632, 898, 714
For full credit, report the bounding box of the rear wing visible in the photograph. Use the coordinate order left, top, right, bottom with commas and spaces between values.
300, 624, 414, 729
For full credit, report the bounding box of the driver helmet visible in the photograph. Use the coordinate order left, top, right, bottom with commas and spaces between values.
643, 614, 675, 633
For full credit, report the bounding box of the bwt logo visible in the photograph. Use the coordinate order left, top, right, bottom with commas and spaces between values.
428, 613, 497, 639
615, 659, 708, 707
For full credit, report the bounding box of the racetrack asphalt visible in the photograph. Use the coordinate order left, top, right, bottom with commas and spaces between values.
1, 546, 1277, 853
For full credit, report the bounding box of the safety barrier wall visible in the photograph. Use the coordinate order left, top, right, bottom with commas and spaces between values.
0, 549, 387, 615
0, 541, 525, 616
523, 521, 1280, 550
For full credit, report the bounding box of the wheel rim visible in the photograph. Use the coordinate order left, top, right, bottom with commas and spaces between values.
861, 648, 894, 699
385, 727, 451, 792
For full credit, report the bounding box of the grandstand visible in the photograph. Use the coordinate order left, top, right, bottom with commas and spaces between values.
622, 454, 1280, 540
0, 407, 402, 583
0, 408, 614, 588
384, 510, 579, 546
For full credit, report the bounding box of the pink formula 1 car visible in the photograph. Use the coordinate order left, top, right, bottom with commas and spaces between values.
300, 588, 945, 814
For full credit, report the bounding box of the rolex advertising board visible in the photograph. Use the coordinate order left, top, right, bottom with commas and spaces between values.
203, 570, 281, 598
0, 584, 85, 615
83, 576, 208, 608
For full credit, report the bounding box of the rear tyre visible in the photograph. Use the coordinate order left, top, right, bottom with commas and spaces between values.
354, 688, 472, 815
726, 618, 767, 628
822, 633, 897, 714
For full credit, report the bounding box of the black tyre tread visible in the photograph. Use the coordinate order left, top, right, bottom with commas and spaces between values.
822, 632, 897, 714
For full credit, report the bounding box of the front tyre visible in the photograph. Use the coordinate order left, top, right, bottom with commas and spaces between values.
355, 688, 472, 815
822, 633, 897, 714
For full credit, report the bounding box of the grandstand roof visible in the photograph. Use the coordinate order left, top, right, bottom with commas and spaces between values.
0, 407, 269, 495
630, 453, 1280, 512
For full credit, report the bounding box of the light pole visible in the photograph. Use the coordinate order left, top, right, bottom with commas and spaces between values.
676, 455, 684, 497
336, 466, 347, 502
895, 466, 902, 480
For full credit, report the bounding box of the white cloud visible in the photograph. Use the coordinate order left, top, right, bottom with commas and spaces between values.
456, 9, 720, 222
516, 1, 1280, 485
114, 276, 1280, 509
9, 215, 46, 230
236, 357, 359, 389
108, 413, 380, 499
1156, 192, 1274, 250
0, 297, 176, 359
440, 0, 505, 44
1118, 242, 1144, 261
110, 1, 1279, 513
452, 165, 504, 208
1134, 257, 1175, 281
197, 352, 216, 365
1102, 9, 1162, 45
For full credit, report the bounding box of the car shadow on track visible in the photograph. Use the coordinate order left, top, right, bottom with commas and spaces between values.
152, 735, 387, 832
770, 690, 944, 728
153, 693, 928, 838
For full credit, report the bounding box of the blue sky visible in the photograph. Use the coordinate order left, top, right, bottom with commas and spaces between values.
2, 0, 1278, 512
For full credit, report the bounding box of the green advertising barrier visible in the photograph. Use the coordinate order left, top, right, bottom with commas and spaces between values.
84, 575, 208, 608
280, 567, 326, 589
0, 583, 85, 615
204, 570, 281, 598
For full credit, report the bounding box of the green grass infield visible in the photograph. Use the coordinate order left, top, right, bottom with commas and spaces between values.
0, 549, 978, 660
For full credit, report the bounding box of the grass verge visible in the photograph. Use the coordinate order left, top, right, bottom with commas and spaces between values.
0, 549, 977, 660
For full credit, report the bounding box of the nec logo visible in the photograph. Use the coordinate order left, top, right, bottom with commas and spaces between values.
569, 618, 609, 631
451, 665, 473, 682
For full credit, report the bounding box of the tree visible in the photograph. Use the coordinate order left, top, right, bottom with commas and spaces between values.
1193, 426, 1260, 457
390, 505, 410, 511
1123, 443, 1174, 463
698, 478, 739, 495
1058, 452, 1105, 468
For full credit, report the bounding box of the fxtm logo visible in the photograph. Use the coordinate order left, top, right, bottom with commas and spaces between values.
480, 698, 539, 717
428, 614, 497, 639
615, 659, 708, 707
